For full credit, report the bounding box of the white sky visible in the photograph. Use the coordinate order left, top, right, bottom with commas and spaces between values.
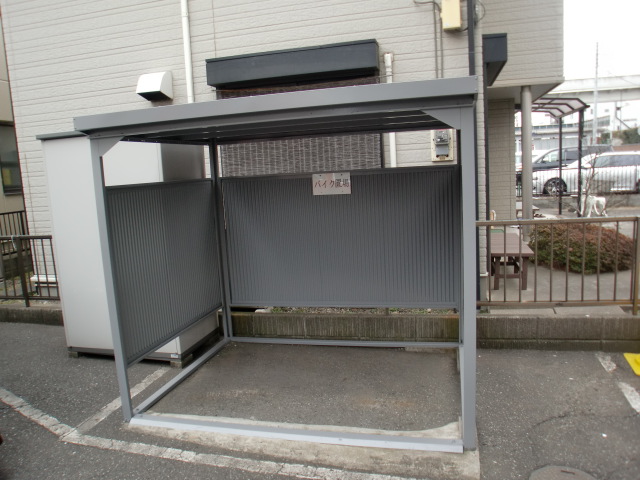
564, 0, 640, 79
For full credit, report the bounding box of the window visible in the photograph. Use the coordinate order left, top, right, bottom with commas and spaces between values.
0, 125, 23, 194
593, 156, 611, 168
539, 151, 558, 164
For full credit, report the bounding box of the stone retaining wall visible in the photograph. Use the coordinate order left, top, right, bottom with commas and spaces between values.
1, 307, 638, 351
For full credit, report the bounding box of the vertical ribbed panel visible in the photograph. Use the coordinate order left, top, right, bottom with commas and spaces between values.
223, 168, 461, 307
106, 181, 221, 364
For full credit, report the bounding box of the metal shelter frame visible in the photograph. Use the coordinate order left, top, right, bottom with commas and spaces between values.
527, 97, 589, 215
72, 76, 479, 452
532, 97, 589, 215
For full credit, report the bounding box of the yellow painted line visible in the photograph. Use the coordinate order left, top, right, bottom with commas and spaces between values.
623, 353, 640, 376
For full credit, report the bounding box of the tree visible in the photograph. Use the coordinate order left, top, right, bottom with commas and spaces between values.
613, 127, 640, 145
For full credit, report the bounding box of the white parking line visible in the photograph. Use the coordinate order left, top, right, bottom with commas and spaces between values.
74, 367, 169, 434
595, 352, 640, 414
595, 352, 617, 373
618, 382, 640, 414
0, 386, 417, 480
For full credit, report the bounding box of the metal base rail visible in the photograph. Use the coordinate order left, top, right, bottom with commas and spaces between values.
130, 413, 464, 453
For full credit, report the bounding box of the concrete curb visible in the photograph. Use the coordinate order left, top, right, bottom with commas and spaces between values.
232, 312, 640, 351
1, 307, 637, 351
478, 314, 640, 351
0, 304, 63, 326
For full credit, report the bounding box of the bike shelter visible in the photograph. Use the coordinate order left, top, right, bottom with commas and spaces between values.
70, 76, 479, 452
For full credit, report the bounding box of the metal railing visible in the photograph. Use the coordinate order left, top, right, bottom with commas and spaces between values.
0, 210, 28, 236
0, 235, 59, 306
477, 216, 640, 314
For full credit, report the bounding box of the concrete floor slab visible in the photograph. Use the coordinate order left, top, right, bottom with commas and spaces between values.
152, 343, 461, 431
141, 342, 479, 479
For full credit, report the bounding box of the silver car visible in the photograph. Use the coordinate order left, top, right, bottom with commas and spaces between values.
532, 151, 640, 195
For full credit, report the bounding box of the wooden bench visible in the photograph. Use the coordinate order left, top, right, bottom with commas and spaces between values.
490, 232, 534, 290
515, 202, 539, 219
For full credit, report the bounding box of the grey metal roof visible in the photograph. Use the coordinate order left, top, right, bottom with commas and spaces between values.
532, 96, 588, 119
73, 77, 478, 145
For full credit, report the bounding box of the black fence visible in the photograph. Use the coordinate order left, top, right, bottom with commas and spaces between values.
0, 210, 28, 236
0, 235, 59, 306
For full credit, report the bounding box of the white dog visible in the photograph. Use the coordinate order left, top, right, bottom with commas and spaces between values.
582, 194, 607, 217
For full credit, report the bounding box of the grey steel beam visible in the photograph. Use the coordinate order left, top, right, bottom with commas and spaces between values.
459, 106, 478, 450
74, 77, 477, 141
89, 136, 133, 420
133, 337, 231, 415
209, 141, 234, 339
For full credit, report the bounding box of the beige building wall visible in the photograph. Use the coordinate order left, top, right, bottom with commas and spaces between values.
487, 99, 516, 220
482, 0, 564, 96
0, 0, 567, 235
0, 19, 12, 123
0, 0, 487, 235
0, 13, 25, 214
481, 0, 563, 224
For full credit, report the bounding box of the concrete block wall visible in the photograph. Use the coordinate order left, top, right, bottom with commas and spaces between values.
0, 0, 487, 235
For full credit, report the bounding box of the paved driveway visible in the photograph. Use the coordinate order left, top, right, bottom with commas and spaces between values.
1, 322, 639, 479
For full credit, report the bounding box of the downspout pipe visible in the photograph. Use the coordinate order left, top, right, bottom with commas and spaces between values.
383, 53, 397, 168
467, 0, 476, 76
180, 0, 195, 103
466, 0, 483, 303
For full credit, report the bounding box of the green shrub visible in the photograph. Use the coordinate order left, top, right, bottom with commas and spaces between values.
528, 224, 634, 274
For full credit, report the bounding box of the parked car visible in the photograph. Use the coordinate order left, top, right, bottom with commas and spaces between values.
530, 145, 613, 171
532, 151, 640, 195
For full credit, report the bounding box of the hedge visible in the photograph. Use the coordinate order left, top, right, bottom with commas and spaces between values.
528, 223, 634, 274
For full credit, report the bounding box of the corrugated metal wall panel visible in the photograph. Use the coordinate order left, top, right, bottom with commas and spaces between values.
106, 180, 221, 364
223, 167, 461, 308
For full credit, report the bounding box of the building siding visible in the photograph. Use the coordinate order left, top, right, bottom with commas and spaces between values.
0, 0, 568, 236
0, 12, 25, 213
481, 0, 564, 89
488, 99, 516, 221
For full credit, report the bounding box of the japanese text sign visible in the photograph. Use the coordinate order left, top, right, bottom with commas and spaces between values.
312, 172, 351, 195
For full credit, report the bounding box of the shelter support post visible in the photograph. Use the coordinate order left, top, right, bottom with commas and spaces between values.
521, 86, 533, 223
89, 136, 134, 421
577, 109, 585, 216
558, 117, 564, 215
459, 108, 478, 450
209, 141, 233, 338
422, 105, 478, 450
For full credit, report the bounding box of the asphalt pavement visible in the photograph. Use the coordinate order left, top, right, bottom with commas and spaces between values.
1, 321, 639, 480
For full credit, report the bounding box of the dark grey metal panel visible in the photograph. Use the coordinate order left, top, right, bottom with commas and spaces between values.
482, 33, 508, 86
106, 181, 221, 364
206, 40, 379, 88
223, 168, 461, 308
